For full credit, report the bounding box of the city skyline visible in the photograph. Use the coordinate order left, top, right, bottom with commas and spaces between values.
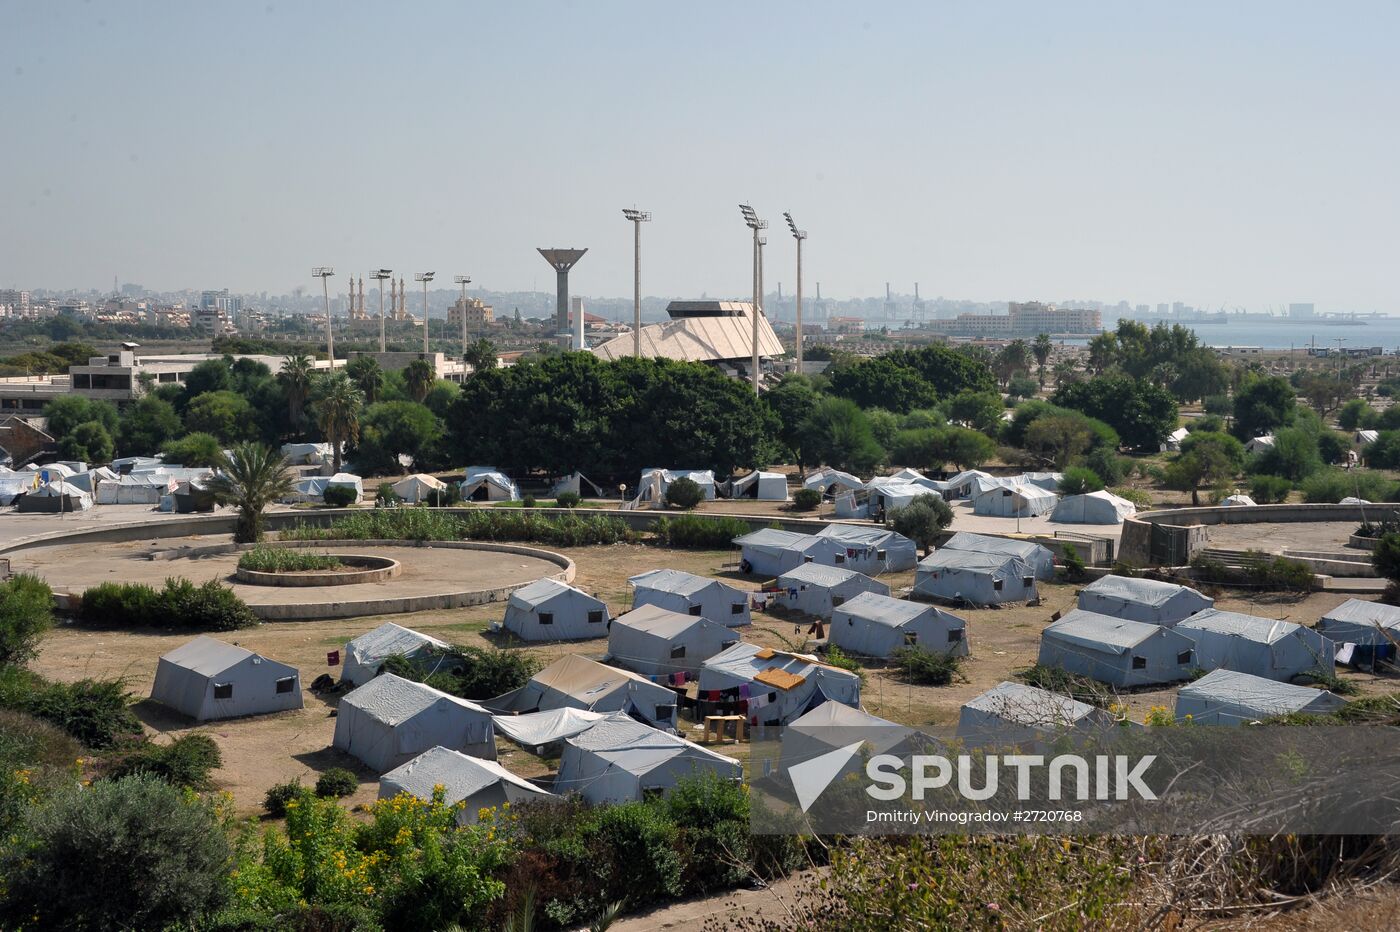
4, 1, 1398, 311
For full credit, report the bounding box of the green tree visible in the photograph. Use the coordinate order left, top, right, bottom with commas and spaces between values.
882, 344, 996, 397
179, 358, 233, 404
355, 401, 443, 475
183, 390, 254, 443
1024, 414, 1095, 469
312, 374, 364, 473
1250, 427, 1322, 481
1163, 431, 1245, 506
993, 339, 1031, 388
864, 408, 901, 451
944, 389, 1004, 434
117, 395, 182, 456
1031, 333, 1054, 388
1338, 398, 1376, 431
765, 375, 820, 471
942, 426, 995, 470
160, 431, 224, 467
827, 357, 939, 413
277, 353, 316, 429
207, 442, 296, 543
1006, 374, 1038, 400
889, 494, 953, 556
0, 573, 52, 666
1058, 466, 1104, 495
1231, 375, 1295, 442
464, 338, 498, 373
346, 354, 385, 403
404, 358, 436, 403
42, 395, 118, 441
1052, 374, 1178, 450
890, 428, 946, 474
799, 396, 885, 475
57, 420, 114, 463
1086, 332, 1118, 374
1372, 533, 1400, 586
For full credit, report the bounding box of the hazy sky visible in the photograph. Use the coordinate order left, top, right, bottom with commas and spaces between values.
4, 1, 1397, 311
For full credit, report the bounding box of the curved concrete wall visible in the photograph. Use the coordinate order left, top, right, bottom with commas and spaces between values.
1119, 502, 1399, 566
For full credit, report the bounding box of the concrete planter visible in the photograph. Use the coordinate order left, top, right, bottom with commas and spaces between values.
1348, 534, 1380, 552
235, 554, 401, 587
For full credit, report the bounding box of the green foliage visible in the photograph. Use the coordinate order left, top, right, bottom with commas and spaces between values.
375, 482, 402, 506
555, 490, 582, 509
1192, 413, 1226, 434
42, 394, 119, 441
1338, 398, 1377, 431
1110, 486, 1153, 509
80, 577, 259, 631
652, 514, 750, 549
1249, 427, 1323, 481
314, 767, 358, 798
1316, 430, 1350, 466
663, 476, 705, 510
284, 507, 637, 547
1163, 431, 1246, 506
1081, 445, 1127, 485
1006, 373, 1038, 400
0, 573, 53, 667
792, 487, 821, 511
1017, 664, 1111, 705
1373, 533, 1400, 585
863, 408, 900, 450
943, 389, 1003, 434
0, 711, 80, 836
389, 645, 542, 701
57, 419, 115, 463
185, 389, 256, 443
820, 645, 866, 684
1249, 474, 1293, 504
1024, 413, 1097, 468
1060, 544, 1088, 582
521, 494, 537, 509
889, 427, 945, 473
118, 395, 183, 455
827, 356, 939, 413
160, 430, 224, 467
880, 343, 997, 397
312, 372, 364, 473
1005, 399, 1119, 453
264, 779, 310, 817
354, 399, 443, 475
1365, 430, 1400, 469
103, 733, 223, 789
1203, 393, 1233, 416
0, 775, 232, 932
890, 647, 965, 686
764, 375, 820, 470
1052, 373, 1179, 450
321, 483, 360, 507
1058, 466, 1104, 495
238, 547, 343, 572
1232, 375, 1296, 442
0, 666, 141, 749
1299, 468, 1395, 504
942, 426, 996, 469
800, 396, 885, 475
888, 494, 953, 553
1190, 551, 1315, 591
208, 442, 297, 543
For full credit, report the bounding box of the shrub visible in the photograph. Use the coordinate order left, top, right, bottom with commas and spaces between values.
792, 487, 822, 511
888, 494, 953, 554
402, 645, 542, 701
103, 733, 222, 789
0, 775, 231, 932
424, 482, 462, 507
1082, 446, 1127, 485
661, 772, 753, 894
80, 578, 258, 631
1110, 486, 1153, 509
238, 547, 343, 573
821, 644, 865, 683
890, 647, 965, 686
172, 578, 261, 631
589, 802, 683, 907
1203, 394, 1232, 416
1249, 474, 1292, 504
80, 580, 159, 627
652, 514, 750, 549
1300, 468, 1394, 504
664, 476, 705, 510
1061, 544, 1088, 582
555, 490, 582, 509
321, 484, 359, 508
521, 494, 537, 509
315, 767, 358, 798
0, 710, 80, 835
1017, 663, 1112, 705
0, 667, 142, 749
1242, 552, 1315, 592
375, 482, 402, 506
1373, 533, 1400, 585
1058, 466, 1104, 495
0, 572, 53, 667
264, 779, 309, 817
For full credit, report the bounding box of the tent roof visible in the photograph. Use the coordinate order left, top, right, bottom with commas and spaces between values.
703, 642, 857, 691
629, 568, 730, 598
1221, 494, 1257, 506
963, 681, 1100, 725
803, 467, 863, 490
1179, 609, 1302, 644
159, 636, 275, 677
348, 622, 448, 659
1319, 599, 1400, 630
777, 563, 863, 588
972, 483, 1058, 504
734, 527, 810, 551
788, 701, 898, 730
815, 524, 909, 548
491, 707, 609, 749
1044, 609, 1166, 654
1179, 669, 1343, 714
508, 578, 593, 609
942, 532, 1052, 564
611, 603, 714, 639
919, 549, 1026, 573
528, 654, 657, 701
392, 473, 447, 491
1080, 575, 1206, 608
835, 591, 931, 628
341, 673, 488, 725
590, 307, 785, 363
381, 746, 544, 801
565, 712, 736, 775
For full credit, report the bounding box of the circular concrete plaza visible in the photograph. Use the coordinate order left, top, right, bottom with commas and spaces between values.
11, 536, 569, 620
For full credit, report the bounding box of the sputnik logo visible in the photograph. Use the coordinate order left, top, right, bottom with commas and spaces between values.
788, 741, 865, 812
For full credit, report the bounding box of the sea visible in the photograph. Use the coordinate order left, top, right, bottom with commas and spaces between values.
1076, 316, 1400, 352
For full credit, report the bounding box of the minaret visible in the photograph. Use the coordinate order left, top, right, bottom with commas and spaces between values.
357, 276, 366, 319
397, 277, 407, 319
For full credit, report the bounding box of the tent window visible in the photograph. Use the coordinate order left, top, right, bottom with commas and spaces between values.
730, 603, 744, 615
834, 554, 846, 565
903, 632, 918, 646
803, 555, 814, 563
1131, 656, 1147, 670
1022, 576, 1034, 588
831, 595, 845, 608
213, 682, 233, 700
538, 612, 554, 626
655, 704, 676, 721
877, 549, 887, 561
670, 645, 686, 659
587, 610, 604, 624
993, 579, 1004, 592
948, 628, 964, 643
275, 676, 296, 694
1176, 650, 1193, 665
689, 605, 702, 616
721, 639, 737, 649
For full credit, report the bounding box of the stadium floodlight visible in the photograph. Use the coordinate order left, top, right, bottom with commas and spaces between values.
784, 212, 808, 372
312, 267, 335, 366
371, 269, 393, 352
415, 272, 435, 355
621, 208, 651, 357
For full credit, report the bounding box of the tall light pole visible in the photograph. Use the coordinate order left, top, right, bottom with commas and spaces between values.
312, 267, 335, 366
371, 269, 392, 352
784, 212, 807, 374
740, 204, 767, 395
622, 208, 650, 357
415, 272, 435, 356
454, 275, 472, 357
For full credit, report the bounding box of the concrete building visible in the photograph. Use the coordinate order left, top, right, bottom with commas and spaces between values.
448, 296, 494, 330
344, 351, 467, 383
929, 302, 1102, 337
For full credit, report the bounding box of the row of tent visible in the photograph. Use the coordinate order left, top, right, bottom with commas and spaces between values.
0, 460, 218, 512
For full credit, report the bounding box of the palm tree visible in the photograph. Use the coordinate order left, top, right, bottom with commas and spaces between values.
1032, 333, 1053, 389
207, 442, 295, 543
345, 355, 384, 404
277, 354, 315, 430
404, 358, 435, 403
463, 338, 498, 374
313, 373, 363, 473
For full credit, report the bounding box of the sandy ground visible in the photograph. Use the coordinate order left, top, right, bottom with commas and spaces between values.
1208, 520, 1375, 554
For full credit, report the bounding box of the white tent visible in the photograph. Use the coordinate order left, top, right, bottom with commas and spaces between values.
1018, 472, 1064, 492
378, 746, 553, 823
930, 469, 994, 499
343, 622, 451, 687
956, 681, 1113, 742
1177, 609, 1335, 682
150, 636, 302, 721
632, 468, 717, 505
914, 550, 1037, 606
491, 708, 610, 755
15, 479, 92, 512
968, 473, 1019, 497
802, 467, 865, 496
486, 654, 680, 728
1220, 494, 1257, 507
280, 442, 333, 465
971, 483, 1059, 518
941, 532, 1056, 581
1037, 609, 1197, 687
607, 604, 739, 677
1076, 575, 1214, 627
1339, 497, 1371, 505
1160, 426, 1190, 452
0, 475, 32, 505
814, 524, 919, 572
110, 455, 163, 473
333, 673, 496, 772
1051, 490, 1136, 525
830, 591, 969, 659
1357, 429, 1380, 446
834, 478, 935, 519
629, 569, 751, 627
502, 578, 610, 641
698, 642, 861, 727
774, 564, 891, 618
780, 702, 909, 779
95, 472, 177, 505
554, 712, 742, 805
733, 528, 848, 577
66, 466, 117, 496
728, 470, 789, 501
391, 473, 448, 504
1317, 599, 1400, 647
461, 466, 519, 502
282, 472, 364, 504
550, 471, 606, 498
1244, 435, 1276, 455
1175, 669, 1346, 725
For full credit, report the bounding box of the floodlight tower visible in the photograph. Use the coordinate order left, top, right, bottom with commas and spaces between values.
784, 212, 807, 373
537, 248, 588, 340
740, 204, 767, 395
312, 267, 335, 366
415, 272, 435, 355
621, 208, 650, 357
371, 269, 393, 352
454, 275, 472, 356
